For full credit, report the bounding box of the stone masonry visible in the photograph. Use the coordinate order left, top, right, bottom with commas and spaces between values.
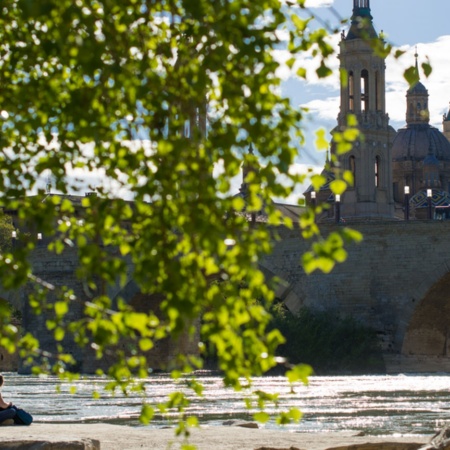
262, 220, 450, 372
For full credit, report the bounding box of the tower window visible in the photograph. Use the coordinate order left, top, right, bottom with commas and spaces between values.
375, 156, 380, 187
375, 71, 379, 110
349, 155, 356, 185
361, 69, 369, 111
348, 71, 354, 111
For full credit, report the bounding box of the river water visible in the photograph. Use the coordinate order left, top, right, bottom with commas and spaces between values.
3, 373, 450, 436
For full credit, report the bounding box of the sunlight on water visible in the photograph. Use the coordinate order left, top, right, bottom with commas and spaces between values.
3, 372, 449, 436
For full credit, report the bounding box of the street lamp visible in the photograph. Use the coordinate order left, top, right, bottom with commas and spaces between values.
404, 186, 410, 221
427, 189, 433, 220
37, 233, 43, 246
11, 230, 17, 248
335, 194, 341, 224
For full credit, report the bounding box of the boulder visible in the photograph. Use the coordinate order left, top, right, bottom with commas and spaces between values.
327, 444, 422, 450
0, 439, 99, 449
222, 419, 259, 428
254, 447, 303, 450
419, 426, 450, 449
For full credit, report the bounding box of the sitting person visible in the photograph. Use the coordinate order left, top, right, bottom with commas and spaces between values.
0, 374, 16, 425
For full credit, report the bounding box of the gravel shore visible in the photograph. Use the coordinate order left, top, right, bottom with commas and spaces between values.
0, 423, 432, 449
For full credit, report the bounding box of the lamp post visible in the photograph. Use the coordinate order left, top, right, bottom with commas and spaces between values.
335, 194, 341, 224
11, 230, 17, 248
37, 233, 43, 246
427, 189, 433, 220
404, 186, 410, 221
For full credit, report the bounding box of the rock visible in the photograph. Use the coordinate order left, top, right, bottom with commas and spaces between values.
254, 447, 303, 450
419, 425, 450, 449
0, 439, 100, 449
222, 419, 259, 428
327, 443, 422, 449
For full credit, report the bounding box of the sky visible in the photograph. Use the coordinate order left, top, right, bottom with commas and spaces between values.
287, 0, 450, 174
41, 1, 450, 202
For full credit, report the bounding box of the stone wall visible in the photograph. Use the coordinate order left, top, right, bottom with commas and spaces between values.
10, 219, 450, 373
262, 220, 450, 367
19, 247, 199, 374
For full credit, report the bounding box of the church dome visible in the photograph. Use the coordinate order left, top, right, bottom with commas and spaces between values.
392, 126, 450, 162
408, 81, 427, 95
423, 153, 440, 167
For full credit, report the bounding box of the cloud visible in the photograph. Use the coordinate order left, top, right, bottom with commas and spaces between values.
385, 36, 450, 128
274, 32, 341, 87
302, 96, 340, 122
281, 0, 335, 8
304, 0, 334, 7
286, 35, 450, 135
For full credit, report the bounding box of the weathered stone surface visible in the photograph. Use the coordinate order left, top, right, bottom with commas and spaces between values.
0, 439, 99, 450
327, 443, 422, 450
5, 219, 450, 374
254, 447, 303, 450
419, 425, 450, 449
222, 419, 259, 428
262, 221, 450, 371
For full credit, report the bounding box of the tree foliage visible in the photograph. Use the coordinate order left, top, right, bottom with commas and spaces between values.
0, 0, 416, 438
270, 305, 385, 374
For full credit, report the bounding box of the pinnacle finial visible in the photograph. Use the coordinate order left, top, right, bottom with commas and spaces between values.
415, 46, 420, 78
354, 0, 370, 8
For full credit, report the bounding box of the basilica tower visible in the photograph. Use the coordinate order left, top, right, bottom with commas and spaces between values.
333, 0, 396, 219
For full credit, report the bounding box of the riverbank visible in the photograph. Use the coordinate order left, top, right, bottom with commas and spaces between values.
0, 423, 431, 449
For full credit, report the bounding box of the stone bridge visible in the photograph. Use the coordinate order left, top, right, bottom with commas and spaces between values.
4, 220, 450, 373
262, 220, 450, 373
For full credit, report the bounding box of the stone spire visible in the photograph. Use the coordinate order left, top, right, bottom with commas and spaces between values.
443, 102, 450, 143
332, 0, 396, 220
406, 50, 429, 127
347, 0, 376, 40
353, 0, 371, 14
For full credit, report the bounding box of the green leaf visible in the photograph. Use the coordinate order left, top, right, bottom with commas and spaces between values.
54, 302, 69, 316
330, 179, 347, 195
422, 62, 432, 78
404, 66, 420, 88
139, 404, 154, 425
54, 327, 65, 341
139, 338, 154, 352
286, 364, 313, 385
253, 412, 270, 423
315, 128, 329, 151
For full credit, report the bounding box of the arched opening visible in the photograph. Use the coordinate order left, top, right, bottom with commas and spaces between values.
111, 282, 199, 371
402, 271, 450, 357
375, 71, 380, 111
349, 155, 356, 185
348, 71, 354, 111
361, 69, 369, 111
375, 156, 380, 187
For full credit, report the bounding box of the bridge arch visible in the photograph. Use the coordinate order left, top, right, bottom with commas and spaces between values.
402, 264, 450, 356
258, 262, 302, 311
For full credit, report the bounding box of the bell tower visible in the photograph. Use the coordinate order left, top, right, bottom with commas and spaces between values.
333, 0, 396, 219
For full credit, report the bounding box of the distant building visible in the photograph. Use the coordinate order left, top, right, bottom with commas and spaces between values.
305, 0, 450, 222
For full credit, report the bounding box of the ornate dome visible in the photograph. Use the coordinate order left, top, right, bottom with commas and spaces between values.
423, 153, 439, 167
408, 81, 427, 95
392, 125, 450, 162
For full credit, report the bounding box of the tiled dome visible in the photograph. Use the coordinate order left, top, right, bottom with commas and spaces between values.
392, 126, 450, 162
